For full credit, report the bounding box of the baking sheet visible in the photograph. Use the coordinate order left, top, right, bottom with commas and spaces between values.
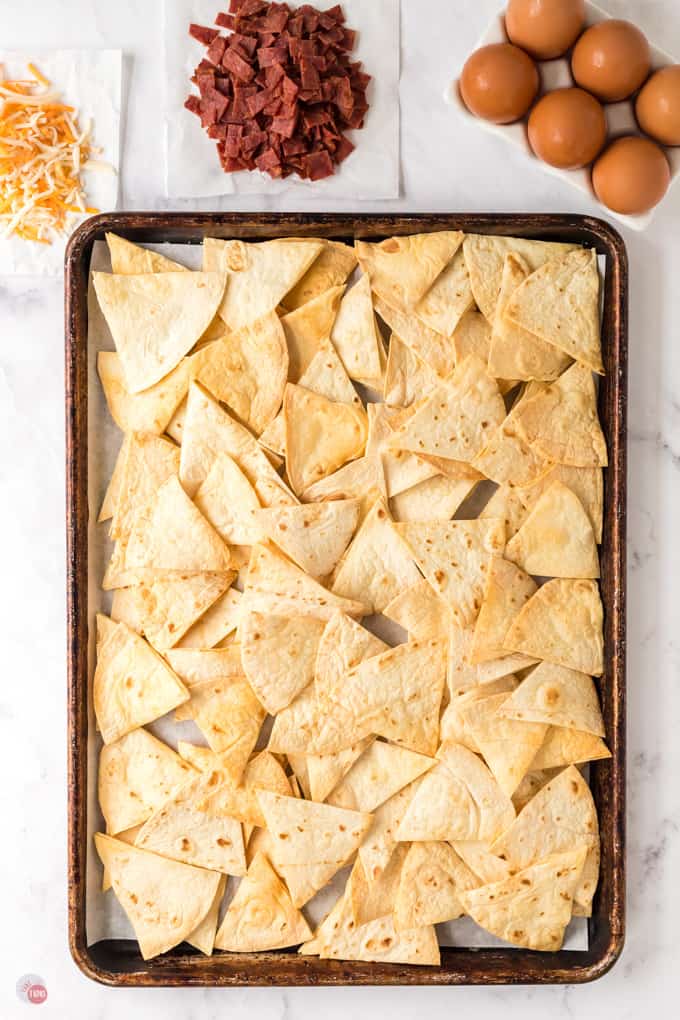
84, 238, 589, 952
163, 0, 400, 199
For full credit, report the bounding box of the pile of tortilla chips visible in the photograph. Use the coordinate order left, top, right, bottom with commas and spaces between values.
92, 229, 609, 964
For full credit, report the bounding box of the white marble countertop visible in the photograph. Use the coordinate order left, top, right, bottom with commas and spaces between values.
2, 0, 679, 1016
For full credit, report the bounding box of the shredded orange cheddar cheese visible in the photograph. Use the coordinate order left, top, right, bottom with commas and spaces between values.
0, 62, 106, 243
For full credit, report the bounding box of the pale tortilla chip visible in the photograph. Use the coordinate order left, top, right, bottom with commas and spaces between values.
510, 769, 559, 813
93, 270, 227, 392
383, 333, 439, 407
459, 846, 588, 951
165, 646, 243, 685
451, 840, 512, 884
94, 621, 189, 744
177, 587, 242, 649
395, 741, 515, 842
531, 727, 611, 770
187, 874, 226, 955
215, 851, 312, 951
96, 612, 118, 653
461, 692, 549, 796
349, 843, 410, 926
284, 383, 367, 496
366, 403, 440, 498
383, 580, 452, 640
506, 480, 600, 578
518, 464, 604, 545
175, 677, 265, 777
203, 237, 323, 329
241, 611, 325, 714
110, 432, 180, 545
331, 497, 421, 614
328, 741, 435, 813
479, 484, 529, 540
255, 500, 360, 580
505, 248, 603, 373
390, 473, 477, 523
282, 240, 357, 311
194, 453, 263, 547
94, 833, 221, 960
98, 434, 130, 523
175, 748, 291, 827
469, 557, 537, 664
357, 778, 425, 882
281, 285, 345, 382
258, 413, 286, 458
440, 674, 519, 752
330, 274, 384, 383
414, 246, 473, 336
374, 297, 457, 378
301, 453, 386, 525
306, 738, 374, 803
473, 414, 553, 488
504, 578, 604, 675
394, 518, 506, 625
356, 231, 463, 311
106, 233, 186, 274
500, 662, 605, 736
111, 572, 233, 650
394, 842, 476, 930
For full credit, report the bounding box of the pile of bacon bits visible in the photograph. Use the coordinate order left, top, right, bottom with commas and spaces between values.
185, 1, 370, 182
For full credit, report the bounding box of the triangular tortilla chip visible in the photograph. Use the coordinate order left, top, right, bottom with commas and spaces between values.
92, 271, 227, 392
124, 475, 232, 573
531, 727, 611, 770
203, 237, 323, 329
177, 748, 290, 824
356, 231, 463, 311
366, 403, 440, 498
394, 518, 506, 625
175, 677, 265, 778
383, 579, 452, 640
473, 414, 553, 488
241, 611, 325, 714
135, 770, 246, 875
98, 728, 195, 836
512, 362, 608, 467
506, 480, 600, 578
518, 464, 604, 544
390, 474, 477, 523
111, 572, 233, 651
106, 233, 186, 274
383, 332, 439, 407
479, 484, 529, 540
500, 662, 605, 736
110, 432, 181, 545
452, 839, 512, 884
165, 646, 243, 685
440, 674, 519, 751
460, 692, 549, 796
94, 621, 188, 744
98, 434, 130, 523
462, 234, 578, 323
506, 248, 603, 372
97, 351, 193, 436
215, 852, 312, 951
281, 285, 345, 382
488, 252, 572, 382
282, 239, 357, 311
459, 846, 588, 950
491, 765, 599, 914
330, 274, 384, 383
327, 741, 435, 813
284, 383, 367, 496
510, 769, 559, 813
396, 741, 515, 842
256, 500, 359, 580
194, 452, 263, 547
387, 355, 505, 463
96, 612, 118, 652
349, 843, 410, 926
177, 587, 242, 648
256, 791, 372, 906
331, 497, 421, 614
187, 874, 225, 955
306, 738, 374, 803
243, 543, 367, 620
504, 578, 604, 675
94, 833, 221, 960
374, 297, 457, 379
414, 246, 473, 336
394, 842, 476, 930
301, 454, 386, 520
470, 557, 537, 664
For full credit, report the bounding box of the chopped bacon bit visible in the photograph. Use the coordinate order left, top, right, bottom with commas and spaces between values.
189, 23, 220, 45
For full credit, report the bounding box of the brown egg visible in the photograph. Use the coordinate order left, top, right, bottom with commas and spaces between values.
528, 88, 607, 169
636, 66, 680, 146
592, 136, 670, 214
572, 20, 651, 102
505, 0, 586, 60
460, 43, 539, 124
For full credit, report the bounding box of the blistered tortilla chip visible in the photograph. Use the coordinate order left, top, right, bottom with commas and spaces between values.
215, 851, 312, 951
93, 270, 227, 393
106, 233, 186, 274
330, 274, 384, 383
414, 246, 473, 336
94, 833, 221, 960
194, 453, 262, 547
243, 543, 367, 620
500, 662, 605, 735
281, 285, 345, 381
241, 611, 325, 714
187, 874, 225, 955
175, 677, 265, 778
331, 497, 421, 614
348, 843, 409, 926
383, 333, 439, 407
94, 621, 189, 744
470, 557, 537, 665
327, 740, 435, 813
177, 587, 242, 649
367, 403, 440, 498
504, 578, 604, 675
255, 500, 359, 580
390, 474, 477, 523
383, 580, 452, 640
357, 777, 425, 883
110, 432, 180, 545
473, 415, 553, 488
165, 646, 243, 685
531, 727, 611, 770
507, 480, 600, 578
518, 464, 604, 545
98, 434, 130, 523
284, 383, 367, 496
302, 454, 386, 521
283, 240, 357, 311
452, 840, 512, 884
479, 484, 529, 540
505, 248, 603, 373
461, 692, 548, 796
394, 842, 475, 930
374, 296, 456, 378
203, 237, 323, 329
178, 748, 290, 828
395, 518, 505, 626
306, 738, 374, 803
440, 674, 519, 751
459, 846, 588, 951
356, 231, 463, 311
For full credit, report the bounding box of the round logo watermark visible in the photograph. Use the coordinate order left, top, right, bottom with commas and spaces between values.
16, 974, 48, 1005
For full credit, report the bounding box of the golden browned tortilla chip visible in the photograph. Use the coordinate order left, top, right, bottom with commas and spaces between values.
390, 474, 478, 523
439, 675, 519, 752
281, 285, 345, 382
357, 231, 463, 311
284, 383, 367, 496
394, 842, 476, 930
518, 464, 604, 545
479, 485, 530, 541
177, 587, 242, 649
194, 452, 262, 548
500, 662, 606, 736
469, 557, 537, 665
282, 239, 358, 311
460, 692, 549, 797
330, 274, 384, 384
110, 432, 180, 546
383, 333, 439, 407
97, 351, 193, 436
98, 434, 130, 523
473, 416, 553, 489
415, 247, 473, 336
366, 403, 440, 498
106, 233, 187, 274
240, 611, 325, 714
374, 296, 457, 379
255, 500, 360, 580
530, 727, 611, 770
348, 843, 410, 926
175, 677, 265, 779
506, 480, 600, 578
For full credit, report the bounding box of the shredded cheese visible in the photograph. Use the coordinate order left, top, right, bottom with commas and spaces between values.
0, 62, 108, 244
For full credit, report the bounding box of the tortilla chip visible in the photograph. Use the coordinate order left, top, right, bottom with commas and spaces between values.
489, 253, 572, 382
109, 432, 181, 547
531, 727, 611, 770
452, 839, 512, 884
462, 234, 578, 323
460, 692, 549, 796
284, 383, 367, 496
383, 333, 439, 407
243, 542, 367, 620
348, 843, 410, 926
306, 738, 374, 803
396, 741, 515, 842
94, 833, 221, 959
440, 674, 519, 751
518, 464, 604, 545
505, 249, 603, 373
186, 874, 225, 955
383, 579, 452, 640
394, 518, 506, 625
283, 240, 358, 311
327, 741, 435, 814
479, 485, 529, 540
97, 351, 193, 437
176, 587, 242, 649
93, 270, 227, 393
96, 612, 118, 653
194, 452, 262, 547
98, 435, 130, 523
214, 851, 312, 951
390, 474, 477, 523
241, 611, 325, 714
459, 846, 588, 951
330, 274, 384, 383
106, 233, 186, 274
394, 842, 475, 930
331, 497, 421, 614
473, 414, 553, 488
500, 662, 605, 736
174, 748, 291, 829
374, 296, 457, 379
504, 578, 604, 675
255, 500, 359, 580
356, 231, 463, 311
367, 403, 441, 498
94, 621, 189, 744
164, 646, 243, 685
507, 480, 600, 578
203, 237, 323, 329
175, 677, 265, 778
357, 776, 425, 883
256, 791, 372, 906
414, 247, 473, 336
281, 285, 345, 382
470, 557, 537, 664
